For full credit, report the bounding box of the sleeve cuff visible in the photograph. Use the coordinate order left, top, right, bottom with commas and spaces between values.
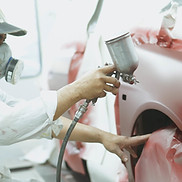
40, 90, 57, 121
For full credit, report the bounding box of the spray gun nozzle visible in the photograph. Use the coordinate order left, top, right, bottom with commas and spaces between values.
121, 73, 139, 84
105, 32, 139, 84
111, 71, 139, 84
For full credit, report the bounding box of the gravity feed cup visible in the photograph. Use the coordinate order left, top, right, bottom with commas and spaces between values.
105, 32, 139, 84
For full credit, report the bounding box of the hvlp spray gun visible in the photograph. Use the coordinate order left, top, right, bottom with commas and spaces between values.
105, 32, 139, 84
56, 32, 139, 182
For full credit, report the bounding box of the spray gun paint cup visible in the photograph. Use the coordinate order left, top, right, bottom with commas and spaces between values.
105, 32, 139, 84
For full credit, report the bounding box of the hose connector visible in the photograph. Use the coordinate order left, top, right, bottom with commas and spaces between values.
74, 100, 90, 121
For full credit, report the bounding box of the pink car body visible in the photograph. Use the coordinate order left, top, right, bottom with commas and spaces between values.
117, 42, 182, 181
115, 2, 182, 181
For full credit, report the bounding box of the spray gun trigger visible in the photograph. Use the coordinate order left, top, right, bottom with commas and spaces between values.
107, 71, 114, 77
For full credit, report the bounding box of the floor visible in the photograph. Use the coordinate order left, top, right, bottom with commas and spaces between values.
0, 140, 90, 182
10, 162, 90, 182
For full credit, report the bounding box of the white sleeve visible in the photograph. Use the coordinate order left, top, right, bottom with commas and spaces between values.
0, 90, 63, 145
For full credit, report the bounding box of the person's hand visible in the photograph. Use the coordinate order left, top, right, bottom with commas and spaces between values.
55, 64, 120, 120
101, 132, 151, 163
74, 64, 120, 100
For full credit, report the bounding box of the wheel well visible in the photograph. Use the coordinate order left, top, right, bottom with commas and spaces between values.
131, 109, 175, 175
133, 109, 174, 135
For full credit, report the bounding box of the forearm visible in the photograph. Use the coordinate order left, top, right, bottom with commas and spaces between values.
52, 116, 151, 163
52, 116, 104, 143
53, 65, 120, 120
53, 82, 81, 120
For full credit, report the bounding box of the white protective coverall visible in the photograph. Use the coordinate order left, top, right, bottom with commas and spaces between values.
0, 88, 63, 181
0, 88, 63, 145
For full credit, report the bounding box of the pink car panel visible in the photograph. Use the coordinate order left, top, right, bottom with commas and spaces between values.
135, 126, 182, 182
118, 13, 182, 180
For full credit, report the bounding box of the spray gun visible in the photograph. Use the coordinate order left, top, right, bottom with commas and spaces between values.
56, 32, 139, 182
105, 32, 139, 84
